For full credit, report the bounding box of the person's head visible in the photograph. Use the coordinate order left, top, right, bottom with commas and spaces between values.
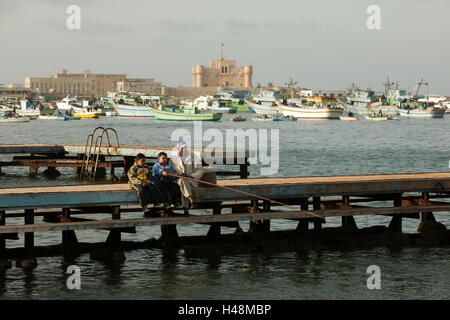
135, 153, 146, 166
158, 152, 168, 164
176, 140, 187, 157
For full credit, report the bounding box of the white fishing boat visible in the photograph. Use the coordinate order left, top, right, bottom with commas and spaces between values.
278, 97, 343, 120
207, 99, 237, 113
56, 95, 78, 110
398, 107, 444, 118
115, 104, 154, 117
38, 115, 58, 120
0, 116, 31, 123
247, 101, 280, 116
16, 100, 40, 119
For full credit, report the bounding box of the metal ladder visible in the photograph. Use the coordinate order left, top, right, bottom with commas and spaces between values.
79, 127, 120, 180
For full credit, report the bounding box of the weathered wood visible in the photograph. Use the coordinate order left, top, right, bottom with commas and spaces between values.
62, 208, 78, 247
0, 204, 449, 234
312, 196, 323, 233
341, 195, 357, 229
106, 206, 121, 246
388, 194, 403, 233
206, 205, 221, 240
296, 197, 309, 234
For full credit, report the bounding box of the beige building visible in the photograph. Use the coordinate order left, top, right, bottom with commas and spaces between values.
0, 86, 31, 99
25, 70, 126, 97
116, 78, 163, 95
192, 57, 252, 89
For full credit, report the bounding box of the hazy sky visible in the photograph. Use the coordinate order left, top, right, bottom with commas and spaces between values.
1, 0, 449, 94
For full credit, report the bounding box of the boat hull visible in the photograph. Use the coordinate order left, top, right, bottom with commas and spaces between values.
398, 108, 445, 118
248, 102, 280, 116
207, 107, 237, 113
115, 104, 154, 117
152, 108, 222, 121
0, 117, 31, 123
280, 105, 343, 119
344, 104, 399, 116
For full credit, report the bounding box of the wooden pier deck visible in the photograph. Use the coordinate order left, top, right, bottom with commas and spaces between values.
0, 143, 251, 179
0, 172, 449, 263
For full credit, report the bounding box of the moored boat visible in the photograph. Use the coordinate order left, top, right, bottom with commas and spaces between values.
207, 99, 237, 113
231, 115, 247, 122
340, 116, 358, 121
278, 97, 343, 120
152, 105, 222, 121
115, 104, 154, 117
0, 116, 31, 123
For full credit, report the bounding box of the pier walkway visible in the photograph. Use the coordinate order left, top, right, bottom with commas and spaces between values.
0, 172, 449, 263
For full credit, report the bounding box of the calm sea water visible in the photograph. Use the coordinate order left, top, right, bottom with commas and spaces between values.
0, 114, 449, 299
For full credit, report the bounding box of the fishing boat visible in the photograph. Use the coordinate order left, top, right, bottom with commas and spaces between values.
272, 114, 297, 121
152, 105, 222, 121
365, 115, 388, 121
16, 100, 41, 119
247, 101, 280, 116
251, 115, 273, 121
340, 115, 358, 121
73, 110, 101, 119
278, 97, 343, 120
343, 85, 399, 116
56, 95, 78, 110
115, 103, 154, 117
207, 99, 237, 113
38, 115, 58, 120
57, 115, 81, 121
231, 115, 247, 122
0, 116, 31, 123
398, 107, 445, 118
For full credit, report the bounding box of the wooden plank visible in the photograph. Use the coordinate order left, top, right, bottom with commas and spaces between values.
0, 204, 449, 234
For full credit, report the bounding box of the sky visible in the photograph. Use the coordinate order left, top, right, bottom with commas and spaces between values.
1, 0, 449, 94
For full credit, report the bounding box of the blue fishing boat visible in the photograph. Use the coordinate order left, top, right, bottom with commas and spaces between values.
343, 84, 399, 116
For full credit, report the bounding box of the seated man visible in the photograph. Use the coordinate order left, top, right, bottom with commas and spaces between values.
169, 141, 204, 212
152, 151, 181, 208
128, 153, 161, 211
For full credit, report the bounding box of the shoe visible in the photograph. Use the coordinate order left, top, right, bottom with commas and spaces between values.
169, 203, 176, 208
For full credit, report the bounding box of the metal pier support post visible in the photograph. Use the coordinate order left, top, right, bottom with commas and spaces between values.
388, 193, 403, 233
207, 205, 221, 240
420, 192, 436, 222
341, 195, 357, 229
24, 209, 34, 252
16, 209, 38, 269
312, 196, 323, 233
296, 197, 309, 234
262, 200, 271, 232
106, 206, 121, 246
62, 208, 78, 247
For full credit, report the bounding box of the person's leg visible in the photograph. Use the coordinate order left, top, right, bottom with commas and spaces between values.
158, 183, 171, 206
147, 184, 161, 205
134, 184, 149, 209
168, 182, 181, 206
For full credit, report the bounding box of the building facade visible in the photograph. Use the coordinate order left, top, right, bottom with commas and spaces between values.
24, 70, 126, 97
116, 78, 163, 95
192, 58, 252, 89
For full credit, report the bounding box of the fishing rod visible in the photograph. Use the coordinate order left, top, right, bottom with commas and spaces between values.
166, 172, 324, 220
